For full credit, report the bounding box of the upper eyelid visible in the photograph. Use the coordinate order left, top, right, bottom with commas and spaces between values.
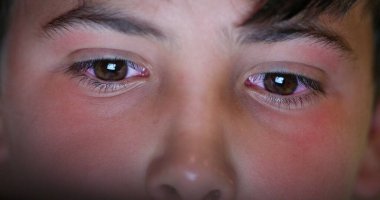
73, 58, 143, 71
66, 48, 152, 66
247, 70, 319, 83
245, 61, 327, 80
249, 72, 312, 85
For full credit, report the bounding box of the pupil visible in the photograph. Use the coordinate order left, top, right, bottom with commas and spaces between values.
94, 60, 128, 81
264, 73, 298, 95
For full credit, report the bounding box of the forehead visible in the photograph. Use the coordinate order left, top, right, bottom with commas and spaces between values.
12, 0, 368, 34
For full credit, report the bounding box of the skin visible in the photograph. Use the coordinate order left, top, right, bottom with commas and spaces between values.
0, 0, 377, 199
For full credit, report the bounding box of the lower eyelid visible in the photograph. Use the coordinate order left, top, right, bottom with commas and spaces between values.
245, 88, 322, 110
266, 93, 318, 109
76, 75, 145, 95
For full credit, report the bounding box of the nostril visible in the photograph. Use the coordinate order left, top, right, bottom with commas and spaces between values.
158, 185, 222, 200
159, 184, 181, 200
204, 189, 221, 200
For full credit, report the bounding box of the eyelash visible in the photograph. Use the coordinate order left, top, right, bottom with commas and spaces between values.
66, 58, 149, 93
245, 73, 325, 110
66, 58, 324, 109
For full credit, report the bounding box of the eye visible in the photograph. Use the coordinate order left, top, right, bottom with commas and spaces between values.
67, 58, 150, 94
248, 73, 310, 96
245, 72, 325, 109
87, 59, 146, 81
263, 73, 299, 95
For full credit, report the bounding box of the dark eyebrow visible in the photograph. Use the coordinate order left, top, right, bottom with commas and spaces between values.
237, 0, 359, 54
239, 22, 352, 53
42, 1, 166, 40
244, 0, 358, 25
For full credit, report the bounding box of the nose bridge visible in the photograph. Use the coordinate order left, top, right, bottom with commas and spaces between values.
171, 60, 229, 159
177, 89, 222, 136
173, 47, 229, 131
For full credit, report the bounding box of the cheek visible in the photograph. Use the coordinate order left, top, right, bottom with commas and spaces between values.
3, 78, 163, 193
233, 102, 369, 199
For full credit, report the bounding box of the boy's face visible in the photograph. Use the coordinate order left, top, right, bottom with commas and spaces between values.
0, 0, 376, 199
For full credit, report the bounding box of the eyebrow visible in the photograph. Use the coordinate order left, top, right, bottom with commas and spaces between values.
42, 1, 166, 40
237, 0, 359, 54
238, 22, 352, 53
244, 0, 358, 24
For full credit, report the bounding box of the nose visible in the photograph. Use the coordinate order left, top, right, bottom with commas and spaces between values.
145, 91, 238, 200
146, 133, 236, 200
145, 60, 237, 200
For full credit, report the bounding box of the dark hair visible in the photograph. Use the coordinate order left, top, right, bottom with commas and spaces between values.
0, 0, 13, 47
0, 0, 380, 97
372, 1, 380, 98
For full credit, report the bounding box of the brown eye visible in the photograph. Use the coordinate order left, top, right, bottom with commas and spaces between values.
263, 73, 298, 95
244, 70, 325, 110
93, 60, 128, 81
